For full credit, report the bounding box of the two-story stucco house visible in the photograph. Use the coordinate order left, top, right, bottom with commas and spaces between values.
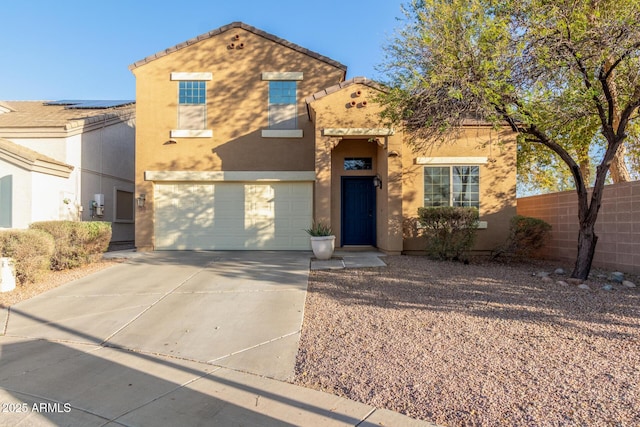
0, 100, 136, 245
130, 22, 516, 254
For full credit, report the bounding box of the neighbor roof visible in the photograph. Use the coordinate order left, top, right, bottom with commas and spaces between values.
128, 21, 348, 73
0, 101, 135, 130
0, 137, 74, 177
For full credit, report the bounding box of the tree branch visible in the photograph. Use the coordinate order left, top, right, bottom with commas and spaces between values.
603, 41, 640, 80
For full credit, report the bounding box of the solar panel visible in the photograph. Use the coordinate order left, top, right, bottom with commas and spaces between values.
44, 100, 134, 109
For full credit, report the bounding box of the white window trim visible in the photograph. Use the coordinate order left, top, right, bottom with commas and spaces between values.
415, 156, 488, 165
172, 73, 212, 136
262, 72, 303, 81
323, 128, 395, 137
262, 74, 303, 137
170, 72, 212, 81
170, 129, 213, 138
423, 165, 481, 210
417, 221, 488, 229
261, 129, 303, 138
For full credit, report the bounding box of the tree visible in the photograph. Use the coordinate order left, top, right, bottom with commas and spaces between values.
377, 0, 640, 279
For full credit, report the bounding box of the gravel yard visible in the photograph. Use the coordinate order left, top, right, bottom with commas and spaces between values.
294, 256, 640, 426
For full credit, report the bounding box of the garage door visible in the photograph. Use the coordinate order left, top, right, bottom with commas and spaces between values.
155, 182, 312, 250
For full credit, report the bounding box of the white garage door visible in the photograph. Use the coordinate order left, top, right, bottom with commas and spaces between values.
155, 182, 312, 250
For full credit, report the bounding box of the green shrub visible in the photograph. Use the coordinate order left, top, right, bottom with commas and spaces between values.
497, 215, 552, 259
418, 207, 479, 261
304, 221, 333, 236
30, 221, 111, 270
0, 229, 55, 284
81, 221, 112, 260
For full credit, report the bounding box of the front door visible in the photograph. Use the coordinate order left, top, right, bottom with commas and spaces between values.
341, 177, 376, 246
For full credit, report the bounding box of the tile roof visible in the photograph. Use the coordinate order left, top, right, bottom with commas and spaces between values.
0, 137, 74, 177
0, 101, 135, 130
305, 77, 386, 104
128, 21, 348, 72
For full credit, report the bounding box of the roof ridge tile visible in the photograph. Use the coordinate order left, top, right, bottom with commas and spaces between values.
128, 21, 347, 72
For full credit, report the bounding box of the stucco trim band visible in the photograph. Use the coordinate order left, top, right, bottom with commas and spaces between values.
417, 220, 489, 229
170, 72, 213, 81
261, 129, 304, 138
145, 171, 316, 182
322, 128, 394, 136
170, 129, 213, 138
415, 156, 488, 165
261, 72, 304, 81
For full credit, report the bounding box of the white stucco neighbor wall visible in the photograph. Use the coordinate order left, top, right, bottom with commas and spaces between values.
78, 119, 135, 242
31, 171, 76, 223
0, 163, 31, 229
3, 116, 135, 243
11, 135, 82, 216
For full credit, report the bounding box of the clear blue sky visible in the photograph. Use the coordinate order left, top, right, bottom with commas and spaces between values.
1, 0, 405, 101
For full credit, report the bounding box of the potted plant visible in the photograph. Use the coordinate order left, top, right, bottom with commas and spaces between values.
305, 222, 335, 260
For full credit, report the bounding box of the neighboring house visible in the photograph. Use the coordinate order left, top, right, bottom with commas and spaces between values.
131, 22, 516, 254
0, 100, 136, 245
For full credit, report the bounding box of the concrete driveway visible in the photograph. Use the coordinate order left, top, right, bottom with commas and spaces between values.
0, 251, 436, 427
2, 251, 309, 381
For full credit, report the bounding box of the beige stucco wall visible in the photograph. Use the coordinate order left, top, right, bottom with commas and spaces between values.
308, 83, 404, 253
132, 27, 345, 250
402, 127, 517, 253
307, 82, 516, 254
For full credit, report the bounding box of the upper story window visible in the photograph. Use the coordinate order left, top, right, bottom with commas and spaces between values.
178, 81, 206, 130
170, 72, 212, 138
424, 165, 479, 209
179, 81, 206, 105
268, 81, 297, 130
261, 72, 303, 138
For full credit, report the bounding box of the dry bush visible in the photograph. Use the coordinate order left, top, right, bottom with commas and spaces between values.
0, 229, 55, 284
30, 221, 111, 270
417, 207, 479, 261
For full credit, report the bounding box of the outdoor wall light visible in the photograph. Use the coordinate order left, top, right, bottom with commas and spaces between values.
373, 174, 383, 189
136, 194, 146, 208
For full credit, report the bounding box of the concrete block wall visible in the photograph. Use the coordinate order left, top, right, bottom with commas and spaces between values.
517, 181, 640, 275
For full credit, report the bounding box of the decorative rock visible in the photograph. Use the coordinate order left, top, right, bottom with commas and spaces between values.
597, 274, 608, 280
567, 278, 583, 285
601, 284, 614, 291
622, 280, 636, 288
541, 276, 554, 283
554, 268, 565, 275
610, 272, 625, 283
536, 271, 550, 278
578, 284, 591, 290
556, 280, 569, 286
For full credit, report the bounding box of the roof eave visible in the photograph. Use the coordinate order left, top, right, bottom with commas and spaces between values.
128, 21, 348, 73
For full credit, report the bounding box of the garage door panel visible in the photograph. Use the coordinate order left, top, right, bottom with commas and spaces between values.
156, 182, 312, 250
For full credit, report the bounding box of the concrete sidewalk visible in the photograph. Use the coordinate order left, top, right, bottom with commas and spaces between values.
0, 251, 437, 426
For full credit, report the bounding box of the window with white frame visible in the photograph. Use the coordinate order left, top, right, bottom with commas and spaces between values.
268, 80, 297, 129
424, 166, 479, 209
178, 80, 206, 130
170, 72, 212, 138
261, 72, 303, 138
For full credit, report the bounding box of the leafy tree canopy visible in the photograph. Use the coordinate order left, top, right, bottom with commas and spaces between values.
378, 0, 640, 278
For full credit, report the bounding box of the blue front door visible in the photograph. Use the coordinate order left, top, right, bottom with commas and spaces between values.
341, 177, 376, 246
